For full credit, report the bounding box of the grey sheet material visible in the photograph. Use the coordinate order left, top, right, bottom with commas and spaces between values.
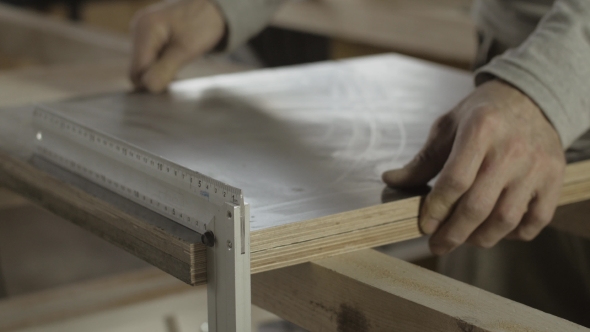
1, 54, 589, 234
33, 54, 472, 231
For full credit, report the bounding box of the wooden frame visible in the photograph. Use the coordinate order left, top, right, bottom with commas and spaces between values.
253, 249, 589, 332
2, 249, 589, 331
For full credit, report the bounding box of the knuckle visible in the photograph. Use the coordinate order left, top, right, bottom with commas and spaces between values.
438, 174, 470, 195
506, 136, 529, 158
494, 207, 521, 228
473, 107, 502, 132
459, 198, 489, 221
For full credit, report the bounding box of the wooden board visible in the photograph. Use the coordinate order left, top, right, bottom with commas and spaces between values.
253, 249, 589, 331
0, 188, 27, 211
273, 0, 476, 65
0, 3, 129, 65
1, 54, 590, 283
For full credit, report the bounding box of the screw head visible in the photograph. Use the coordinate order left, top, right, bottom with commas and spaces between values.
201, 231, 215, 247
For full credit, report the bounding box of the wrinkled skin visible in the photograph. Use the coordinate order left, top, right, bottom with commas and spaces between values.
130, 0, 225, 93
383, 80, 565, 255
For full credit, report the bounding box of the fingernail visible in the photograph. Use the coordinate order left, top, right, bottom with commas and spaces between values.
420, 218, 441, 235
430, 243, 450, 256
382, 169, 402, 183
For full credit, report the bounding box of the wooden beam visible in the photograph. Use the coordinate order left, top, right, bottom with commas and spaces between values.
252, 249, 589, 331
0, 188, 27, 211
272, 0, 476, 65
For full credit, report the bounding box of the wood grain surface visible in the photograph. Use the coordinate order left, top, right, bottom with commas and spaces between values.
253, 249, 589, 331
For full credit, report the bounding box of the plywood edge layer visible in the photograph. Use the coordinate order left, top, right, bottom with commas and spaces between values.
251, 196, 421, 251
0, 268, 191, 332
560, 160, 590, 205
0, 152, 202, 284
251, 217, 421, 274
251, 159, 590, 274
564, 159, 590, 185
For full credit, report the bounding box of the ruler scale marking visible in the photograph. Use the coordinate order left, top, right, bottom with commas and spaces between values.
33, 106, 245, 236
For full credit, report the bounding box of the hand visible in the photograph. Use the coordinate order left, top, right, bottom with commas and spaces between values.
130, 0, 225, 93
383, 80, 565, 255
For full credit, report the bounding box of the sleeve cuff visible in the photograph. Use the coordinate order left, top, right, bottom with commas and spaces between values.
475, 58, 585, 149
212, 0, 285, 52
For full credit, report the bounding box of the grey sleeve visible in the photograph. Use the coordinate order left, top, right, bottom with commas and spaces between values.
475, 0, 590, 148
213, 0, 286, 51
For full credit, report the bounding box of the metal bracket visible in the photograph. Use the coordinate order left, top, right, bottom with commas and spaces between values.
207, 202, 251, 332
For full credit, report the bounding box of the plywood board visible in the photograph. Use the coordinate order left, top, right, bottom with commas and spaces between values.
1, 54, 590, 283
33, 54, 474, 231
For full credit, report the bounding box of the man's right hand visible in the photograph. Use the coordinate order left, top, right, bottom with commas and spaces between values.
130, 0, 225, 93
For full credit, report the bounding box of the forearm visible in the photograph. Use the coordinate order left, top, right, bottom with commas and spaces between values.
213, 0, 286, 51
475, 0, 590, 148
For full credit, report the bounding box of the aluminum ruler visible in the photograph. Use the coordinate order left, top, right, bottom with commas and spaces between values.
32, 105, 251, 332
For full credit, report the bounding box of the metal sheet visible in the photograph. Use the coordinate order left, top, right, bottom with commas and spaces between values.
3, 54, 473, 231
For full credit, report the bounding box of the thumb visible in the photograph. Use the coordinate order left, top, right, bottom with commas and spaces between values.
140, 45, 192, 93
382, 115, 456, 188
382, 144, 446, 188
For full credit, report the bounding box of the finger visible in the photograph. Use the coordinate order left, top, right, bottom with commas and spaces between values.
140, 46, 192, 93
383, 115, 455, 188
130, 13, 169, 88
429, 159, 508, 255
507, 179, 562, 241
467, 182, 533, 248
419, 123, 489, 235
382, 141, 450, 188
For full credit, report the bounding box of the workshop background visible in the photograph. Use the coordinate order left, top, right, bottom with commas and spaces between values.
0, 0, 475, 331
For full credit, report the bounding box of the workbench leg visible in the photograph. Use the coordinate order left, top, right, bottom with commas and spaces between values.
252, 249, 588, 332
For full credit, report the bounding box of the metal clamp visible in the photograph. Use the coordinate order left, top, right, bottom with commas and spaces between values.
206, 202, 251, 332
